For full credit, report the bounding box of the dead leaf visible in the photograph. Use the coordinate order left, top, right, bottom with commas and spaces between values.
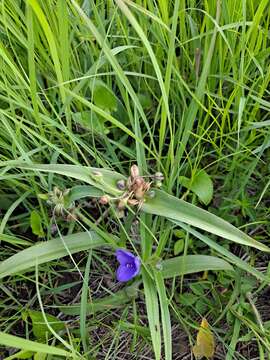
192, 318, 215, 359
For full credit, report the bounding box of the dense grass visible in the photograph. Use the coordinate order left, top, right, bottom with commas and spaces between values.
0, 0, 270, 359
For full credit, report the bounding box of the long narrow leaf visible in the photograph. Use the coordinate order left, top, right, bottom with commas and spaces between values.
161, 255, 234, 278
142, 269, 161, 360
155, 272, 172, 360
0, 332, 69, 357
142, 190, 270, 252
0, 231, 106, 280
175, 221, 270, 283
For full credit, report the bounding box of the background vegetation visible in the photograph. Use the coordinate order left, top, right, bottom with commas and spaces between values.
0, 0, 270, 359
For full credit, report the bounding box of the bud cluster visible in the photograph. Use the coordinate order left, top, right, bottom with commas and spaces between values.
98, 165, 164, 217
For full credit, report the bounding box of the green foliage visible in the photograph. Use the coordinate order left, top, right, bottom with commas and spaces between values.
24, 310, 65, 341
30, 210, 45, 237
0, 0, 270, 359
179, 169, 214, 205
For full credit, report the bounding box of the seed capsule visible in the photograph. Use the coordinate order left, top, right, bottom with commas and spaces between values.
99, 195, 109, 205
154, 172, 164, 181
116, 179, 126, 190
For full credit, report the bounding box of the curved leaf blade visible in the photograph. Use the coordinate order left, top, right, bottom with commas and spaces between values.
4, 163, 125, 196
0, 231, 106, 280
160, 255, 234, 279
0, 332, 69, 357
142, 190, 270, 252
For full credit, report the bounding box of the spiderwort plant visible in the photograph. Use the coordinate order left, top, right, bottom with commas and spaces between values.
115, 249, 141, 282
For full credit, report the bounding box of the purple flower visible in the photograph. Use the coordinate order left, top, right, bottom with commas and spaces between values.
115, 249, 141, 282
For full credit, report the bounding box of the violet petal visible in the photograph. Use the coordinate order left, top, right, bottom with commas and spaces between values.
115, 249, 135, 265
116, 265, 137, 282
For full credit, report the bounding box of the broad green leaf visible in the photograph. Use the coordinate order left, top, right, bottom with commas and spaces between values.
142, 190, 270, 252
174, 239, 184, 255
73, 111, 108, 134
179, 293, 198, 306
0, 332, 69, 357
92, 80, 117, 112
4, 350, 34, 359
68, 185, 103, 204
179, 169, 213, 205
30, 210, 45, 237
160, 255, 233, 279
0, 231, 106, 280
26, 310, 65, 341
193, 318, 215, 359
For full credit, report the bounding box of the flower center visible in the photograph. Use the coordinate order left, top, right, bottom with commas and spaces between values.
126, 262, 134, 269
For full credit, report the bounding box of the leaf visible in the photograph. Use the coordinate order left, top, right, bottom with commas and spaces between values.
30, 211, 45, 237
9, 163, 125, 196
160, 255, 234, 279
73, 111, 108, 133
142, 269, 161, 360
178, 293, 198, 306
154, 271, 172, 360
179, 169, 213, 205
0, 231, 106, 280
59, 283, 139, 315
193, 318, 215, 359
174, 239, 184, 255
176, 221, 270, 283
68, 185, 103, 204
92, 80, 117, 112
26, 310, 65, 341
0, 332, 69, 357
142, 189, 270, 252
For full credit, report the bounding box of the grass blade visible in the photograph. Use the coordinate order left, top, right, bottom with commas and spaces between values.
0, 332, 69, 357
142, 269, 161, 360
154, 271, 172, 360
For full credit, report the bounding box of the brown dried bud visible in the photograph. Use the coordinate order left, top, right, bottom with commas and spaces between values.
117, 198, 127, 210
130, 165, 139, 179
66, 213, 77, 221
127, 199, 139, 206
134, 177, 144, 187
99, 195, 109, 205
135, 187, 145, 200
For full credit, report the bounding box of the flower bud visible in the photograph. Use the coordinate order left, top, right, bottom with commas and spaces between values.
135, 186, 145, 200
130, 165, 139, 179
99, 195, 109, 205
127, 199, 139, 206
